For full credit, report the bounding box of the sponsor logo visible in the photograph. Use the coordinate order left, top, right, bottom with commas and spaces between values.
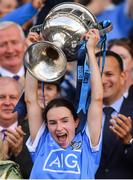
43, 149, 81, 174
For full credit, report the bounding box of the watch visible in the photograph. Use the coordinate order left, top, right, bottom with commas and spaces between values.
125, 137, 133, 148
124, 137, 133, 149
129, 138, 133, 145
124, 137, 133, 155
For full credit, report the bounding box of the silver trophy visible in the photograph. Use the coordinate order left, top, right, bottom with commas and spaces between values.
24, 2, 112, 82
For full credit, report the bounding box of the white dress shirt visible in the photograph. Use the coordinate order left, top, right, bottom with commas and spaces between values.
0, 66, 25, 77
0, 121, 18, 140
0, 121, 18, 132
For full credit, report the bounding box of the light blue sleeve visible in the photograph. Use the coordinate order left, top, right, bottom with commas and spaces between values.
26, 123, 47, 162
0, 2, 37, 25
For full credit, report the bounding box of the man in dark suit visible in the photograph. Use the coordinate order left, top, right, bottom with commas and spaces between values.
0, 77, 32, 179
95, 50, 133, 179
127, 84, 133, 101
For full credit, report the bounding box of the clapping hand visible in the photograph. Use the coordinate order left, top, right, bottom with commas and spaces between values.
109, 114, 133, 145
5, 126, 26, 157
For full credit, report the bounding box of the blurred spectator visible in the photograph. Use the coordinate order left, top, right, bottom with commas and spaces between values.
0, 0, 18, 17
0, 0, 44, 26
0, 22, 25, 75
37, 80, 63, 109
78, 0, 133, 41
0, 77, 32, 178
0, 21, 26, 89
108, 38, 133, 100
22, 0, 46, 34
96, 0, 133, 40
80, 0, 114, 16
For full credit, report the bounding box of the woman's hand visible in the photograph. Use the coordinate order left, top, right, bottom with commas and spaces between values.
85, 28, 100, 54
25, 31, 43, 46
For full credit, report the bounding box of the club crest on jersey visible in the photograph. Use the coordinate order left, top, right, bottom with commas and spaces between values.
43, 148, 81, 174
70, 141, 82, 150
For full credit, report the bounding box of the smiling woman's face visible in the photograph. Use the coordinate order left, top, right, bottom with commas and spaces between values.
47, 106, 79, 149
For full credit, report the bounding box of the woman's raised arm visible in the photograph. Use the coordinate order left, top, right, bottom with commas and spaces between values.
86, 29, 103, 146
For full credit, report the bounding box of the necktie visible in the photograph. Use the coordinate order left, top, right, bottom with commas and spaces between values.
13, 75, 20, 81
103, 107, 114, 122
0, 129, 7, 141
102, 107, 115, 154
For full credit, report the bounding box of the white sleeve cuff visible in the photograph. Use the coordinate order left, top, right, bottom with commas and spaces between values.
26, 123, 46, 152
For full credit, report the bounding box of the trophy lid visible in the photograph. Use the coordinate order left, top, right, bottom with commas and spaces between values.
42, 2, 98, 61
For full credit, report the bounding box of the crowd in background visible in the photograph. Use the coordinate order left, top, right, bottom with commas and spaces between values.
0, 0, 133, 179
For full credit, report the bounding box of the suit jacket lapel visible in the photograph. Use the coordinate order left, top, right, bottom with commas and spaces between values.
119, 98, 133, 117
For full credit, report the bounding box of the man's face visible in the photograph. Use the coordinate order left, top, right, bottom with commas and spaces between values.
110, 45, 133, 88
101, 56, 125, 105
0, 25, 26, 73
47, 106, 79, 149
0, 79, 19, 126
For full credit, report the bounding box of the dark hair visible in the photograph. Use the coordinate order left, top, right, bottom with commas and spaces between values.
96, 50, 124, 72
108, 38, 133, 58
43, 98, 78, 122
38, 76, 64, 92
